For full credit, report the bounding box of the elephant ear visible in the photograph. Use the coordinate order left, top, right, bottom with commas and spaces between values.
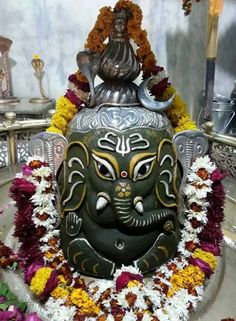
57, 142, 89, 213
155, 139, 181, 208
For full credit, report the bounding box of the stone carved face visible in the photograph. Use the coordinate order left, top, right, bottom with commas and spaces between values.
58, 118, 182, 278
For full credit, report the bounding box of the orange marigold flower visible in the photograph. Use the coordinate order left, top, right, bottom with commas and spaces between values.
197, 168, 209, 180
75, 70, 88, 83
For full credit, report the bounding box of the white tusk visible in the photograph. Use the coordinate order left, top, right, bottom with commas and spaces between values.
135, 201, 143, 214
96, 196, 108, 211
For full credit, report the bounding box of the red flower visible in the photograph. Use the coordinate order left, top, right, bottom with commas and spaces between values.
28, 160, 45, 169
0, 241, 18, 268
14, 204, 36, 241
142, 65, 170, 97
17, 241, 44, 269
65, 89, 83, 108
185, 241, 197, 252
190, 219, 201, 229
10, 178, 36, 203
190, 202, 203, 212
150, 77, 170, 97
68, 74, 90, 92
196, 168, 209, 180
143, 65, 164, 79
116, 271, 143, 291
210, 169, 226, 182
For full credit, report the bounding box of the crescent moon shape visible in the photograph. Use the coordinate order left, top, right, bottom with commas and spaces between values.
138, 76, 175, 111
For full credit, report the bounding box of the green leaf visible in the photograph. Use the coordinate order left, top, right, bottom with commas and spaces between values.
0, 282, 27, 312
6, 292, 17, 300
0, 283, 9, 296
16, 301, 27, 312
0, 303, 9, 311
7, 262, 18, 270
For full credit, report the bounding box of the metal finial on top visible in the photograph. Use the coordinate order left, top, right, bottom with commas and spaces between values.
98, 8, 140, 82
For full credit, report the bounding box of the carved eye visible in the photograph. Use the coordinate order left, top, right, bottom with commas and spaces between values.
133, 156, 156, 181
92, 154, 116, 181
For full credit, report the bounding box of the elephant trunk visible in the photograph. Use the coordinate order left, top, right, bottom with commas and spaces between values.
112, 181, 176, 229
113, 197, 133, 223
115, 203, 176, 229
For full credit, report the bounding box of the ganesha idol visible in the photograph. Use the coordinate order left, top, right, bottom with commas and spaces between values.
30, 8, 208, 279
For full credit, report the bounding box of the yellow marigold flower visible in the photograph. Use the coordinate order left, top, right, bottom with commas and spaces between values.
163, 85, 176, 99
57, 275, 67, 284
168, 265, 205, 297
51, 285, 69, 300
47, 96, 78, 135
30, 267, 53, 296
193, 248, 217, 270
163, 86, 197, 132
127, 280, 141, 288
44, 251, 54, 259
51, 114, 68, 132
56, 96, 77, 114
70, 288, 100, 315
46, 126, 63, 134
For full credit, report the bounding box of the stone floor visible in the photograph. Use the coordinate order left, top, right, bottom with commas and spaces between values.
0, 166, 236, 320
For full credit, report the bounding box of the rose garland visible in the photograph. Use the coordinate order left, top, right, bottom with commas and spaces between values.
4, 154, 224, 321
47, 0, 196, 136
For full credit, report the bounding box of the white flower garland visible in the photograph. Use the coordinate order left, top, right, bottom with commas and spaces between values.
15, 155, 220, 321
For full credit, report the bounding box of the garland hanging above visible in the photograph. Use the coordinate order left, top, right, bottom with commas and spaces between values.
47, 0, 197, 136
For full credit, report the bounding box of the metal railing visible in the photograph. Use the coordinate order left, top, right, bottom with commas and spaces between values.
0, 111, 52, 168
204, 126, 236, 177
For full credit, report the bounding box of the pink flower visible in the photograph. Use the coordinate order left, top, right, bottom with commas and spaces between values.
39, 269, 58, 300
0, 306, 24, 321
25, 312, 43, 321
189, 257, 213, 278
21, 165, 33, 176
116, 271, 143, 291
24, 263, 43, 284
200, 243, 221, 256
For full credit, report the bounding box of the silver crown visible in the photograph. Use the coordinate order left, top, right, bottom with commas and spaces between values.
68, 105, 172, 133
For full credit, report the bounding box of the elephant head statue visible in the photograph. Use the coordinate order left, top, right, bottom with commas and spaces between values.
58, 106, 182, 278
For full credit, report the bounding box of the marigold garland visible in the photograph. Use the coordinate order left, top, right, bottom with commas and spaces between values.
30, 267, 54, 296
192, 248, 217, 270
70, 288, 100, 315
163, 85, 197, 133
114, 0, 157, 73
47, 96, 78, 135
167, 265, 205, 297
85, 6, 113, 54
47, 0, 196, 136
